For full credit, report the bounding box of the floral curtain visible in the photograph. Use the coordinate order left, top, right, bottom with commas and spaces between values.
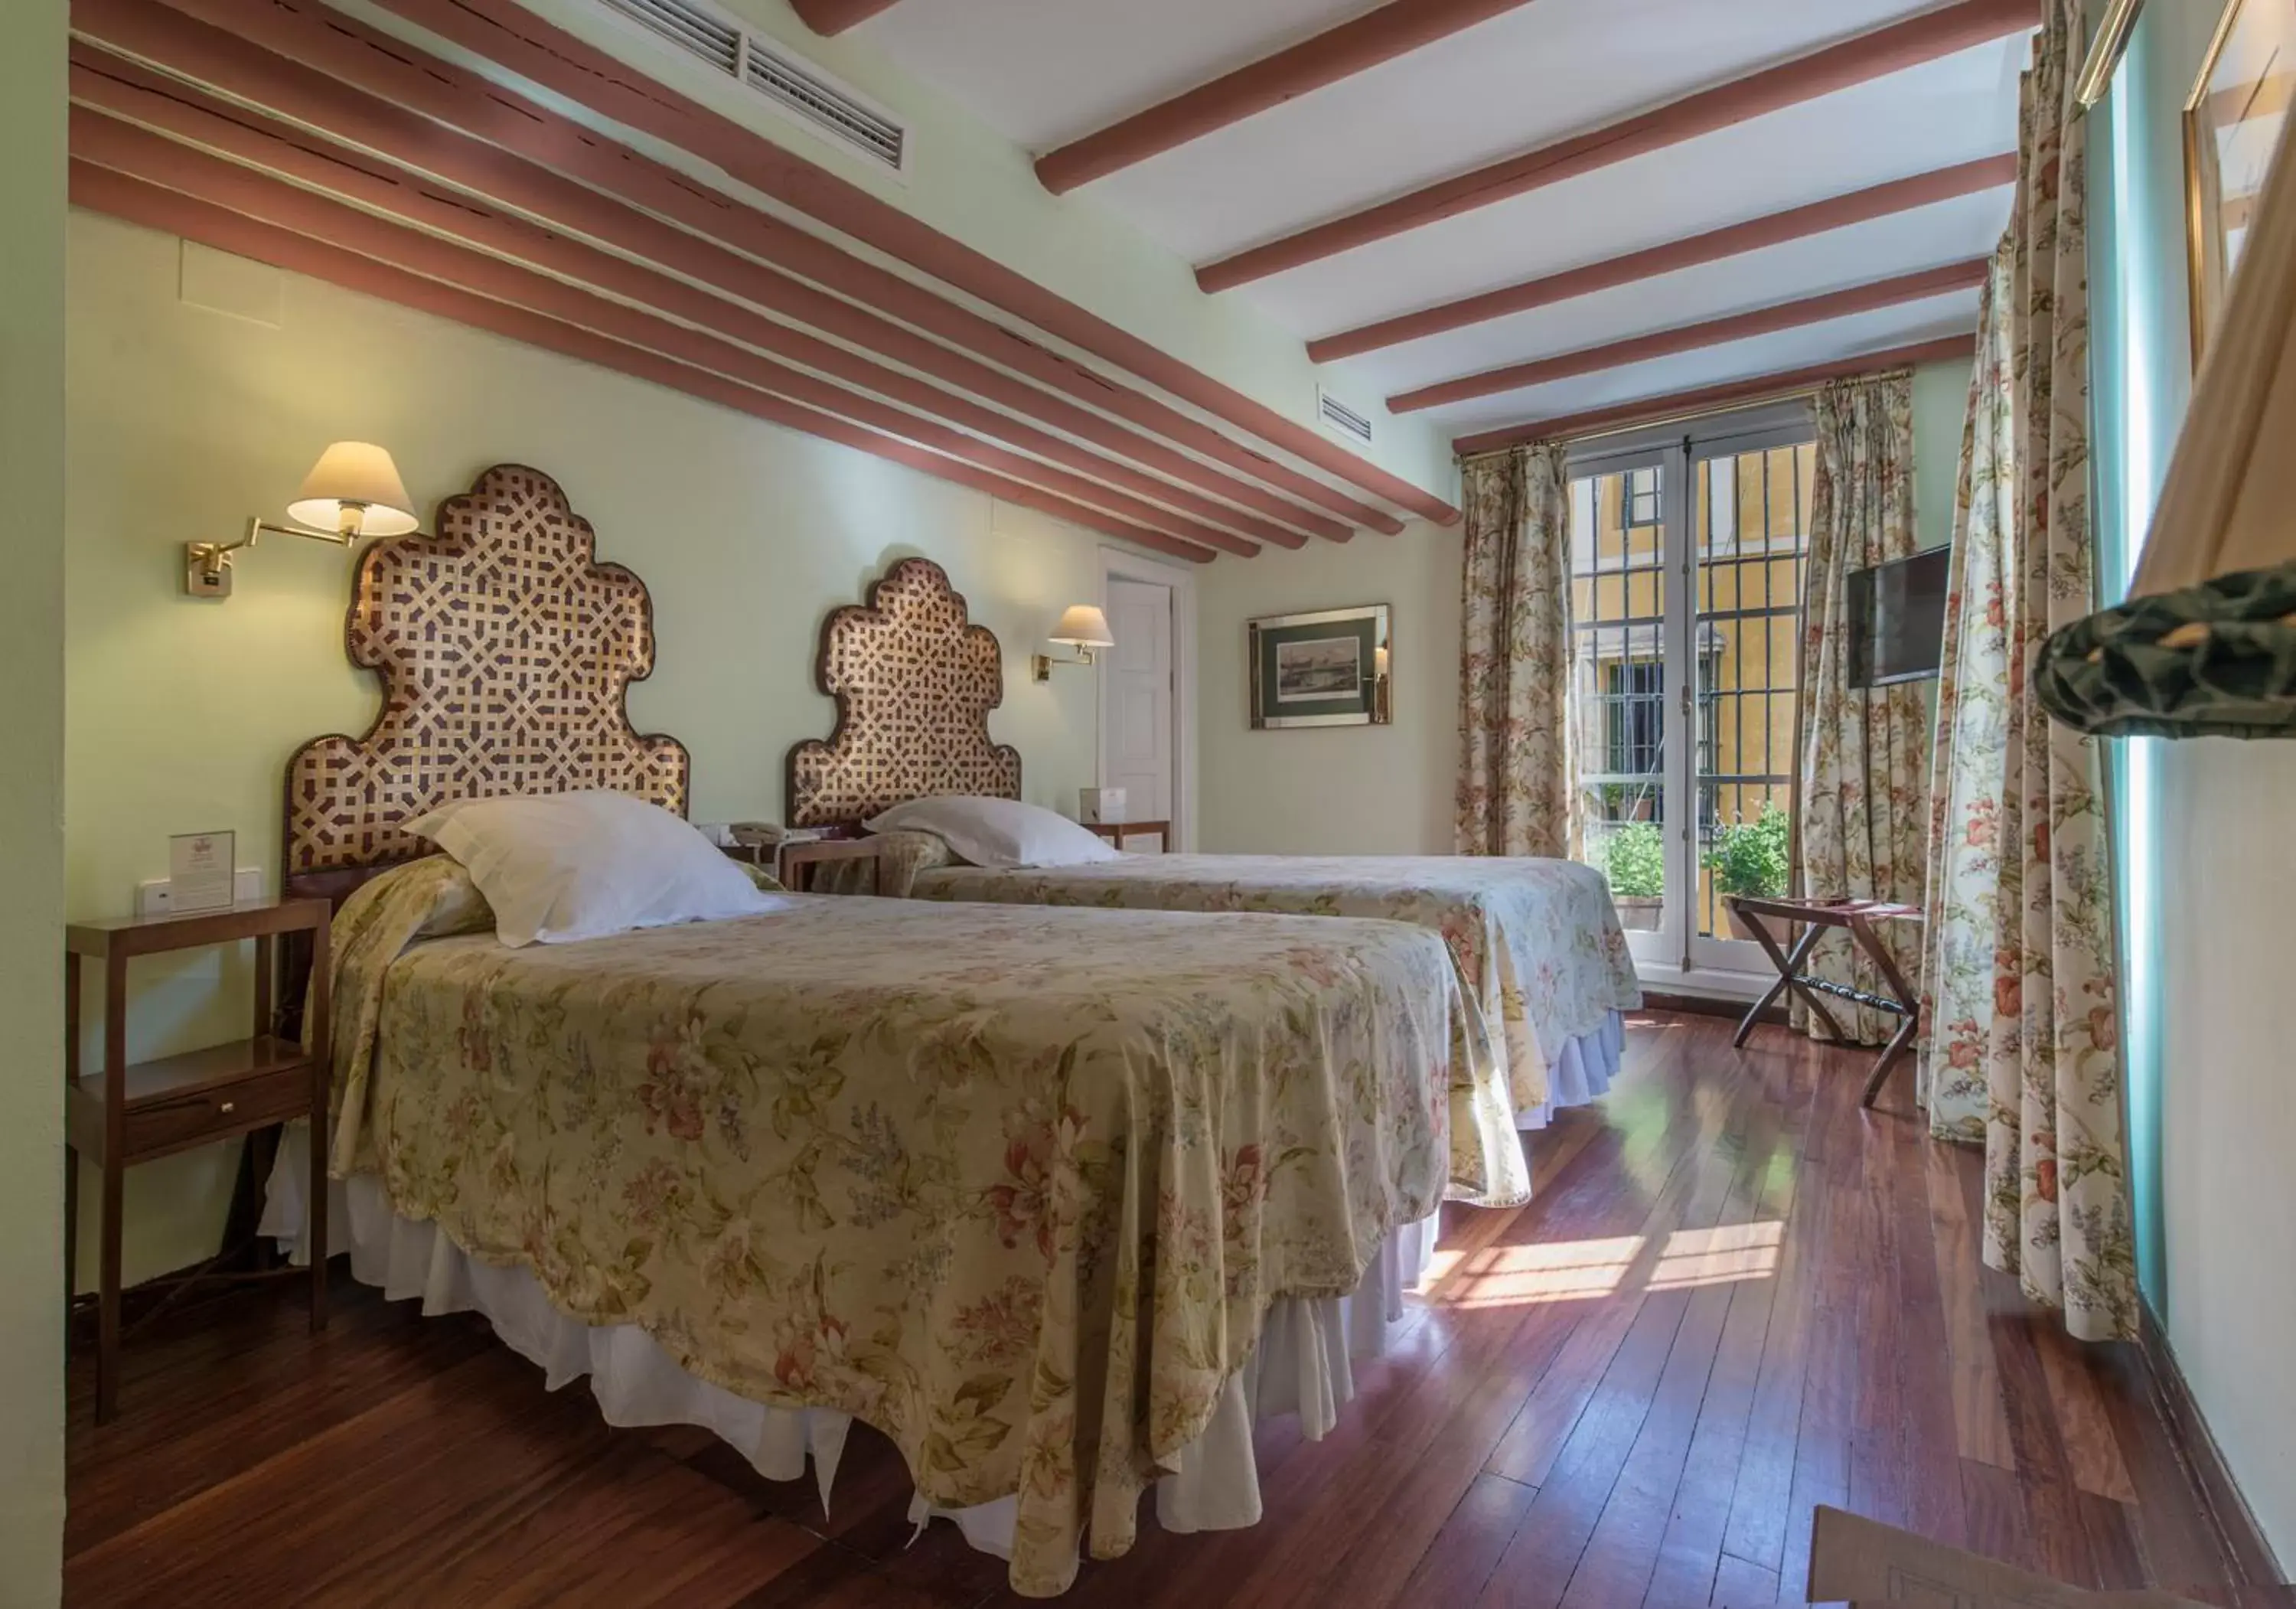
1793, 371, 1932, 1044
1916, 0, 2135, 1344
1920, 244, 2017, 1145
1456, 442, 1577, 859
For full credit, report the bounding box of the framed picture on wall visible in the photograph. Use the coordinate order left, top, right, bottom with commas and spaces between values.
2187, 0, 2296, 360
1247, 604, 1391, 729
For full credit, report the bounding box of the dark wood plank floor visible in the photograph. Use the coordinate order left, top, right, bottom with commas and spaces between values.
64, 1013, 2264, 1607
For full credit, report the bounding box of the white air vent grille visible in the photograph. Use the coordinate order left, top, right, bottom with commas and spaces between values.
604, 0, 738, 72
598, 0, 907, 172
745, 43, 906, 171
1317, 386, 1375, 446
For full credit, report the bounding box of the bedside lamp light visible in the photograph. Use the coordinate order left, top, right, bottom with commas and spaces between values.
186, 442, 418, 598
1032, 603, 1114, 680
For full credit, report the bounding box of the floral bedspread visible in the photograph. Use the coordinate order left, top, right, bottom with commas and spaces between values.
323, 858, 1471, 1595
904, 853, 1643, 1115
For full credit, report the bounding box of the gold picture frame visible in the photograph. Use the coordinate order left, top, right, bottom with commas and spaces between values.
2187, 0, 2296, 363
1247, 603, 1391, 729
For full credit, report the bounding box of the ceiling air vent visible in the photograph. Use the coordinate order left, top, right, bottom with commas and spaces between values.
1317, 386, 1375, 447
601, 0, 739, 73
598, 0, 908, 174
744, 41, 907, 172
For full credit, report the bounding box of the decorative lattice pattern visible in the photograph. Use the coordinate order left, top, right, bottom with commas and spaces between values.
284, 464, 688, 873
787, 557, 1019, 827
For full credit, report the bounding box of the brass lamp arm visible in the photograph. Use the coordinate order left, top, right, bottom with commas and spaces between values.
186, 511, 360, 597
1030, 645, 1098, 681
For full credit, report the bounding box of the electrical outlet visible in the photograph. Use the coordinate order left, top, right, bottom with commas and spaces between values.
136, 867, 266, 917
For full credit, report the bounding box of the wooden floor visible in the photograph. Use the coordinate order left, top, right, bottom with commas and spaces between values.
65, 1013, 2266, 1607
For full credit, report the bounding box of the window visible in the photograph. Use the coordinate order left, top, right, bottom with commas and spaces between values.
1603, 660, 1663, 780
1569, 410, 1816, 974
1626, 466, 1661, 527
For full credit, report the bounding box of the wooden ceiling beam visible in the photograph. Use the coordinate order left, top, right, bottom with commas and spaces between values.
68, 158, 1221, 565
347, 0, 1456, 524
74, 119, 1249, 559
1196, 0, 2036, 293
1037, 0, 1540, 195
67, 54, 1298, 553
72, 5, 1341, 547
1448, 334, 1978, 456
1308, 152, 2017, 362
1389, 256, 1990, 414
788, 0, 903, 37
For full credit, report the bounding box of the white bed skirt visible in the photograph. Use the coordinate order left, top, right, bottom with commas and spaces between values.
1517, 1009, 1627, 1131
259, 1127, 1439, 1566
257, 1013, 1623, 1575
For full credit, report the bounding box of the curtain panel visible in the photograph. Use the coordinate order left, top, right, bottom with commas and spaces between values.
1917, 0, 2135, 1343
1794, 372, 1932, 1044
1456, 443, 1577, 860
1920, 243, 2018, 1147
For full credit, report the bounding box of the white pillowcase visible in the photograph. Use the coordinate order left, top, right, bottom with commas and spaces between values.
406, 790, 783, 946
864, 795, 1121, 870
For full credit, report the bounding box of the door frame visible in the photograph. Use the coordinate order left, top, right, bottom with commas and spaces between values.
1097, 547, 1196, 850
1566, 400, 1813, 998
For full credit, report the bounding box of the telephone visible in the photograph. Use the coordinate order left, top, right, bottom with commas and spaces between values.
726, 821, 833, 849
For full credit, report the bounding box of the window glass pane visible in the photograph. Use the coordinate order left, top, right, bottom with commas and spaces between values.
1694, 441, 1813, 938
1568, 462, 1666, 932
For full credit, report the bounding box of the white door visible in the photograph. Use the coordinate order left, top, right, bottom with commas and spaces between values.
1103, 576, 1172, 846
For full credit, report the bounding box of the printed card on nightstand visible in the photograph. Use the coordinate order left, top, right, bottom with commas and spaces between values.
168, 830, 236, 913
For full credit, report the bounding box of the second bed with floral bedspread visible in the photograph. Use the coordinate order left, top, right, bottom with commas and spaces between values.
869, 848, 1642, 1120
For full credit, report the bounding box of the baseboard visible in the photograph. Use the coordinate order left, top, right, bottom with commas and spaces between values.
1639, 989, 1784, 1027
2139, 1299, 2285, 1587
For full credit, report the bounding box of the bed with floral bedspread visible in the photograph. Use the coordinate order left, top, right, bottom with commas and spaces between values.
850, 843, 1642, 1119
321, 856, 1504, 1596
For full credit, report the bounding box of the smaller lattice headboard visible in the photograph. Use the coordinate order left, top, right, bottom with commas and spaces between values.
786, 557, 1021, 827
283, 464, 688, 879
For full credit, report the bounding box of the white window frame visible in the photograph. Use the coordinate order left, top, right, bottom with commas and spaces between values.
1567, 400, 1815, 999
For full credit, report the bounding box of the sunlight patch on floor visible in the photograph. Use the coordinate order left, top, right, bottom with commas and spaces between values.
1439, 1235, 1645, 1307
1427, 1219, 1785, 1308
1645, 1219, 1785, 1291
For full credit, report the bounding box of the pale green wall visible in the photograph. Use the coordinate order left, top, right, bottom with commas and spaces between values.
1195, 357, 1975, 857
66, 210, 1167, 1288
2089, 0, 2296, 1568
1199, 524, 1464, 856
0, 0, 67, 1600
1912, 356, 1973, 550
390, 0, 1453, 501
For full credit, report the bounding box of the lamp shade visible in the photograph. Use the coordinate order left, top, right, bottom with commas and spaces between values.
285, 442, 418, 538
1049, 605, 1114, 648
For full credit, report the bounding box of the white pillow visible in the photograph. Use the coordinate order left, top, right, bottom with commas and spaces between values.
406, 790, 783, 946
864, 795, 1120, 871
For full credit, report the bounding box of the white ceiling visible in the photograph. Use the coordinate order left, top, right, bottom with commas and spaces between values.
860, 0, 2025, 442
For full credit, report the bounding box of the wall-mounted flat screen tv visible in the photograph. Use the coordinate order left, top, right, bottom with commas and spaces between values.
1848, 545, 1952, 687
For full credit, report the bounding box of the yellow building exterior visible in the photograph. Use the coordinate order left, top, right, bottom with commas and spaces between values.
1568, 443, 1815, 935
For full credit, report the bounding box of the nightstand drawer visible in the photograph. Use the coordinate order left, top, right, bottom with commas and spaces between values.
125, 1063, 312, 1160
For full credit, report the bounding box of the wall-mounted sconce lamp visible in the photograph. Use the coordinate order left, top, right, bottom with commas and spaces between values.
185, 441, 419, 598
1031, 604, 1114, 680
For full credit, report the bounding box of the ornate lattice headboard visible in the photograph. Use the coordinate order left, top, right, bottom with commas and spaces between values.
785, 557, 1021, 827
282, 463, 688, 896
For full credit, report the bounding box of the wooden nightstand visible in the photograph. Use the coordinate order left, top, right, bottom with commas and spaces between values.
1083, 819, 1170, 852
65, 897, 332, 1422
778, 836, 889, 893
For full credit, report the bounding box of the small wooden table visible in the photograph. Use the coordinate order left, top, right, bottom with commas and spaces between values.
778, 836, 890, 893
66, 897, 332, 1421
1083, 819, 1169, 851
1724, 894, 1923, 1108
